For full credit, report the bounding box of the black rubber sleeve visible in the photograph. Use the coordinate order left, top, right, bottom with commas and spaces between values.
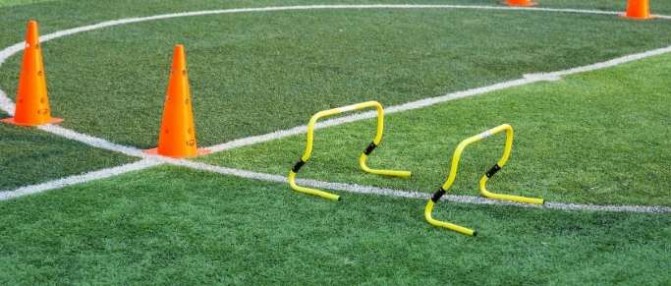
363, 142, 377, 155
485, 164, 502, 178
292, 159, 306, 173
431, 188, 446, 203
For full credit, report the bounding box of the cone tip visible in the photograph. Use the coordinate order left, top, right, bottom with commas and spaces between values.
171, 44, 187, 71
25, 20, 40, 45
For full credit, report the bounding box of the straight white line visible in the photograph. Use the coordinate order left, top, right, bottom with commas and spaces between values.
169, 160, 671, 214
0, 159, 162, 201
206, 37, 671, 152
549, 46, 671, 77
38, 124, 147, 158
543, 202, 671, 213
206, 78, 534, 153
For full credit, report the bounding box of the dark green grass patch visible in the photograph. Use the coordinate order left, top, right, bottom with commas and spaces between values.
0, 122, 136, 190
2, 6, 671, 148
201, 53, 671, 206
0, 166, 669, 284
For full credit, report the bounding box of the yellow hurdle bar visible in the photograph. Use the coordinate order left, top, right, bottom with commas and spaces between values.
289, 101, 412, 201
425, 124, 544, 235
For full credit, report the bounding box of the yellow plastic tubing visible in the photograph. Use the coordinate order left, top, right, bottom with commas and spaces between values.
425, 124, 544, 236
288, 101, 412, 201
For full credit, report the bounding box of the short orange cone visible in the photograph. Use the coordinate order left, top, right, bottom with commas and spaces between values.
624, 0, 653, 20
1, 20, 62, 126
145, 45, 208, 158
505, 0, 537, 7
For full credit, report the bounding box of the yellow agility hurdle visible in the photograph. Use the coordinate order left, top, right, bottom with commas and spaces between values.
289, 101, 412, 201
425, 124, 544, 236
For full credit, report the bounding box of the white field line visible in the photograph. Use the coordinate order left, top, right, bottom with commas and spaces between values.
207, 38, 671, 152
1, 4, 669, 112
0, 89, 15, 115
37, 124, 148, 157
0, 4, 670, 212
167, 160, 671, 214
3, 155, 670, 214
0, 4, 633, 66
0, 159, 162, 201
0, 4, 669, 154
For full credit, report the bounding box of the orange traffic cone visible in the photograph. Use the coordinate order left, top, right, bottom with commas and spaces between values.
1, 20, 62, 126
624, 0, 653, 20
145, 45, 208, 158
505, 0, 537, 7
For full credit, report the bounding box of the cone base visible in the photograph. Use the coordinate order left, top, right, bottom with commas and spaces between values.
144, 147, 211, 158
1, 117, 63, 127
620, 13, 654, 20
503, 1, 537, 7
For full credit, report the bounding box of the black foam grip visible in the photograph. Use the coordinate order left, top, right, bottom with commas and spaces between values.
485, 164, 501, 178
431, 188, 446, 202
292, 159, 306, 173
363, 142, 377, 155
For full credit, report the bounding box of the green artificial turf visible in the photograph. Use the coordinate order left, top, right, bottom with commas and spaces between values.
0, 123, 136, 190
0, 0, 57, 8
0, 0, 670, 48
0, 166, 668, 285
2, 3, 671, 149
2, 0, 671, 192
0, 2, 670, 284
201, 53, 671, 206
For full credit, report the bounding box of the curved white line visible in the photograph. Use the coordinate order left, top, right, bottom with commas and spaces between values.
1, 4, 670, 154
1, 4, 670, 212
2, 4, 670, 114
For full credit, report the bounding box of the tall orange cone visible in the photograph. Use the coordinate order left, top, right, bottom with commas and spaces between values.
145, 45, 208, 158
505, 0, 537, 7
1, 20, 62, 126
624, 0, 653, 20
